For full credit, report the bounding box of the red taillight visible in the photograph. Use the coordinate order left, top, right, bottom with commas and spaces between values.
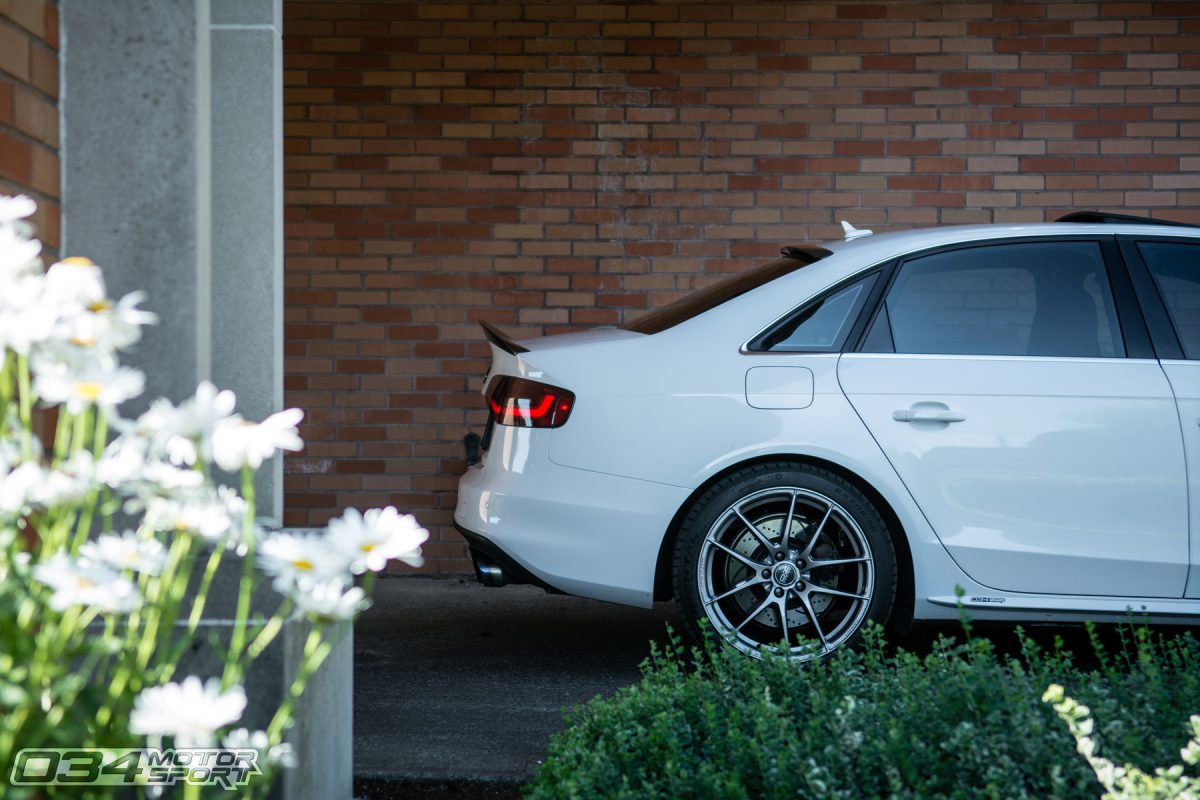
487, 376, 575, 428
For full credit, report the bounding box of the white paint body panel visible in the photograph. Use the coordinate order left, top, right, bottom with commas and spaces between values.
1160, 361, 1200, 598
454, 221, 1200, 623
839, 354, 1188, 597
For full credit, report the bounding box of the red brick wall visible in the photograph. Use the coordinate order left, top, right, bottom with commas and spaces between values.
283, 0, 1200, 574
0, 0, 59, 253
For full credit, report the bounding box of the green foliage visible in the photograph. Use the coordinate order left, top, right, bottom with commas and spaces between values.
528, 623, 1200, 800
1045, 683, 1200, 800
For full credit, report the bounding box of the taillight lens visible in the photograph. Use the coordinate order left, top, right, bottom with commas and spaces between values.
487, 376, 575, 428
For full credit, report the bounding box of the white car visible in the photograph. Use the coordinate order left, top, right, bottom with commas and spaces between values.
455, 212, 1200, 660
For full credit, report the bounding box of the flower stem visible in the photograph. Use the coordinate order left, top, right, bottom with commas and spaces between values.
246, 599, 293, 661
223, 466, 257, 689
16, 353, 33, 460
265, 623, 334, 743
0, 351, 11, 419
187, 545, 225, 635
92, 407, 108, 460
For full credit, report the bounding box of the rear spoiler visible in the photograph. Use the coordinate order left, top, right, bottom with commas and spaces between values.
479, 320, 528, 355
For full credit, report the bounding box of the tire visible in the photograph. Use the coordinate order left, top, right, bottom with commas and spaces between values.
673, 461, 897, 662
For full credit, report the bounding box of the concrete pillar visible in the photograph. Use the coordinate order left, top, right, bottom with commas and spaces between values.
210, 0, 285, 520
60, 0, 212, 409
61, 3, 351, 798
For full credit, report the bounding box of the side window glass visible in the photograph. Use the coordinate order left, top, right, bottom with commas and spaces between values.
865, 241, 1124, 358
756, 273, 877, 352
1138, 242, 1200, 359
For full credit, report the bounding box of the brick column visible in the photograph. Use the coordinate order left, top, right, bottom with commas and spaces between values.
0, 0, 60, 256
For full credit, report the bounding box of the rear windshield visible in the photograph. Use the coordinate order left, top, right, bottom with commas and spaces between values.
622, 245, 832, 335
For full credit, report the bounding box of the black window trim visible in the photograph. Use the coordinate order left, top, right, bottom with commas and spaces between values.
1114, 234, 1200, 362
846, 234, 1154, 360
740, 264, 892, 355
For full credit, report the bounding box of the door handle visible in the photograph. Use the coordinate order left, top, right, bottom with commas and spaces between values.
893, 408, 967, 424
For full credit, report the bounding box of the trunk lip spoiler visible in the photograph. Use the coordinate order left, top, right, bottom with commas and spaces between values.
480, 320, 529, 354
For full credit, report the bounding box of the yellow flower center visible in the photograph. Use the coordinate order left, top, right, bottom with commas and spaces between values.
360, 544, 376, 553
73, 576, 96, 589
61, 256, 95, 266
75, 382, 105, 401
71, 335, 99, 347
291, 559, 314, 571
88, 299, 114, 313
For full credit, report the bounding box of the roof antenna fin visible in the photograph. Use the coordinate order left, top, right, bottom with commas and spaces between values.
841, 220, 874, 241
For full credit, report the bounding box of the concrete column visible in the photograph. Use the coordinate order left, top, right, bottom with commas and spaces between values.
61, 0, 212, 408
61, 3, 351, 798
210, 0, 285, 520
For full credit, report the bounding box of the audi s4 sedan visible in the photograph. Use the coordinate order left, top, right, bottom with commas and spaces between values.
455, 212, 1200, 661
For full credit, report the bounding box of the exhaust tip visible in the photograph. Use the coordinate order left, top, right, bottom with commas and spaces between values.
474, 559, 509, 587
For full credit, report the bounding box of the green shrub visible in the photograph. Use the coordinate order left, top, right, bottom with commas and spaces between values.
528, 623, 1200, 800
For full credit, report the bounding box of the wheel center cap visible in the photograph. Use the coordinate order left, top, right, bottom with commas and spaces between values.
772, 562, 799, 587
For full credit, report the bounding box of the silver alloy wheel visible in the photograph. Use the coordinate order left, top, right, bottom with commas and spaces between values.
696, 486, 875, 661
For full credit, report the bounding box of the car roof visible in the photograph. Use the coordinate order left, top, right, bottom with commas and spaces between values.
817, 221, 1200, 264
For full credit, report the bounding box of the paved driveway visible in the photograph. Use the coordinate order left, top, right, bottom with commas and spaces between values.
354, 577, 683, 782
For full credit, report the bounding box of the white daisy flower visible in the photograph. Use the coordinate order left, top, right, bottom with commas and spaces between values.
292, 578, 370, 622
33, 361, 145, 413
42, 257, 106, 312
130, 677, 246, 748
119, 381, 238, 466
257, 530, 351, 593
31, 451, 95, 508
56, 290, 158, 351
32, 553, 138, 613
0, 273, 57, 355
0, 461, 43, 517
96, 435, 150, 488
212, 408, 304, 472
223, 728, 295, 770
0, 225, 40, 279
0, 193, 36, 222
327, 506, 428, 573
143, 485, 246, 542
139, 461, 205, 493
80, 531, 166, 576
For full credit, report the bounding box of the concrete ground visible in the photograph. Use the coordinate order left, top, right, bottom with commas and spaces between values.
353, 576, 683, 787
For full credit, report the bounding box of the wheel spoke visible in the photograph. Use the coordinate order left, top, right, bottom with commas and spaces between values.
779, 490, 797, 552
798, 591, 829, 650
800, 505, 834, 559
777, 595, 790, 647
704, 575, 767, 607
733, 507, 776, 553
809, 584, 868, 601
710, 540, 766, 570
734, 593, 776, 634
807, 556, 870, 569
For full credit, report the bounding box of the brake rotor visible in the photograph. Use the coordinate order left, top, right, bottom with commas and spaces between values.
727, 514, 832, 628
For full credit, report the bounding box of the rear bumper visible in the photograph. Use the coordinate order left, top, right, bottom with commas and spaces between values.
455, 522, 564, 594
452, 426, 691, 609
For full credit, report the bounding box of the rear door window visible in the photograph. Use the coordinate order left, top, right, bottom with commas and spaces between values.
1137, 241, 1200, 359
863, 241, 1125, 358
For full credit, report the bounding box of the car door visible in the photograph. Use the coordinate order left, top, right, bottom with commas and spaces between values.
1120, 236, 1200, 599
838, 237, 1188, 598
